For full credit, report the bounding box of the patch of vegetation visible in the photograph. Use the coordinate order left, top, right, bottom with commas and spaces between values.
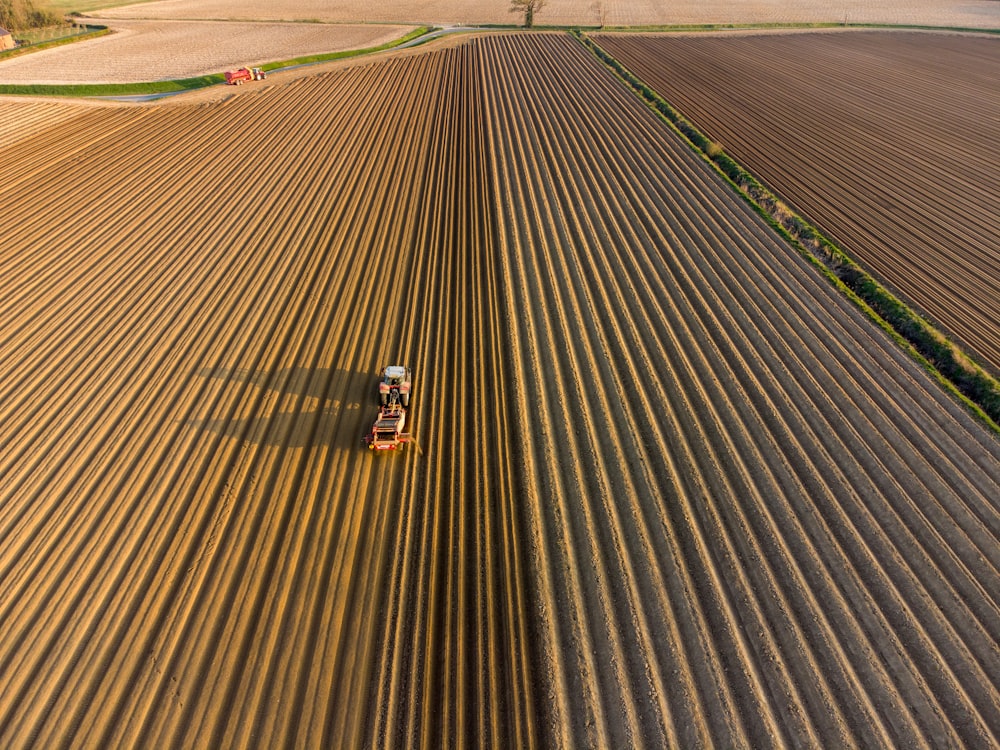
0, 20, 102, 60
576, 30, 1000, 433
510, 0, 545, 29
0, 73, 221, 96
0, 25, 434, 97
44, 0, 122, 14
1, 0, 59, 32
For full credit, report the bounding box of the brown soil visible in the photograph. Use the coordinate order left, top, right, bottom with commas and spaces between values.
594, 30, 1000, 373
1, 32, 998, 748
0, 20, 414, 83
95, 0, 1000, 29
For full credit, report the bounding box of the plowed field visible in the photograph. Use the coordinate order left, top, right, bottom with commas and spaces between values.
95, 0, 1000, 29
594, 31, 1000, 373
2, 33, 999, 748
0, 20, 414, 83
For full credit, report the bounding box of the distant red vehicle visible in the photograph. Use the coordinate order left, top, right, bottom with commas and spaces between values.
225, 67, 265, 85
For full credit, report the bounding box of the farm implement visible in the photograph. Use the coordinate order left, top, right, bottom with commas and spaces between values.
364, 365, 413, 451
225, 66, 266, 85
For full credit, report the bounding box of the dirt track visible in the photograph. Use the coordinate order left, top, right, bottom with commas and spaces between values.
595, 31, 1000, 373
2, 33, 999, 748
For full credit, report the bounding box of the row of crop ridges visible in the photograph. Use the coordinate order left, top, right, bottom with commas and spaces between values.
5, 23, 996, 431
574, 29, 1000, 434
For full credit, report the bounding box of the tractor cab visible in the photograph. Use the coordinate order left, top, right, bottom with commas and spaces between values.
378, 364, 412, 407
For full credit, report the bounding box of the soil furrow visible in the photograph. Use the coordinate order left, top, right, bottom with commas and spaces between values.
3, 30, 999, 750
596, 31, 1000, 371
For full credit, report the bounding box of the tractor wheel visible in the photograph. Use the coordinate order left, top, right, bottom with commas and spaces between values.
401, 393, 409, 407
380, 393, 387, 406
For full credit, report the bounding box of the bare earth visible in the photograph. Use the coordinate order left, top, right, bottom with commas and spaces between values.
97, 0, 1000, 28
2, 0, 996, 84
0, 98, 110, 148
2, 32, 998, 748
594, 30, 1000, 372
0, 20, 414, 83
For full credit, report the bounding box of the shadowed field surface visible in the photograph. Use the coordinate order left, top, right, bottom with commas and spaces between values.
2, 33, 999, 748
595, 30, 1000, 372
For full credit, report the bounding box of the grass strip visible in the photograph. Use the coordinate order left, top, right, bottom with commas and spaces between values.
575, 29, 1000, 433
0, 25, 433, 97
0, 23, 108, 61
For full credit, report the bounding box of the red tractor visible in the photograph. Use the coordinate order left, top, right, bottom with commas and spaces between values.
365, 365, 414, 452
225, 66, 266, 85
378, 365, 412, 407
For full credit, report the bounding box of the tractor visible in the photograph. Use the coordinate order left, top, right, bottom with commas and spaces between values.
225, 66, 266, 85
379, 365, 412, 407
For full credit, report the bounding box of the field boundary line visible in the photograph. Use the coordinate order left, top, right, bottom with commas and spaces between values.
589, 22, 1000, 35
575, 29, 1000, 435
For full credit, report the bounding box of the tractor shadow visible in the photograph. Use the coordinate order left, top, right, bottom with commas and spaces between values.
185, 365, 379, 450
